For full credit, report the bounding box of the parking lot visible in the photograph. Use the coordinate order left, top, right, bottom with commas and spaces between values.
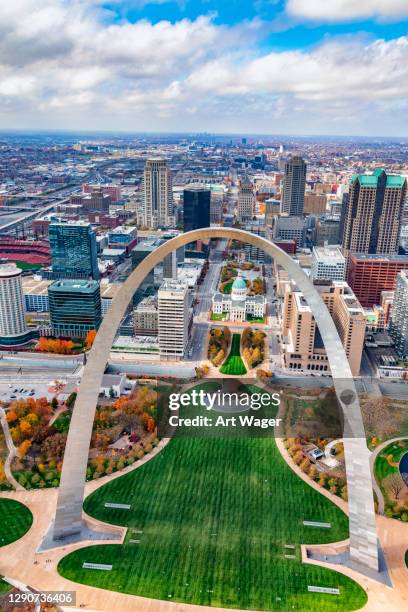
0, 382, 53, 403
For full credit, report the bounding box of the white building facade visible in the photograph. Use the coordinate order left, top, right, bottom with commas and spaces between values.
212, 276, 266, 322
311, 245, 346, 281
158, 279, 189, 359
0, 264, 29, 344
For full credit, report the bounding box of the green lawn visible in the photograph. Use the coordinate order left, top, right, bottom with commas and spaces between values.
247, 315, 266, 324
374, 439, 408, 486
0, 498, 33, 547
15, 261, 42, 270
0, 577, 11, 594
220, 333, 247, 375
210, 312, 227, 321
53, 412, 72, 433
58, 437, 366, 611
220, 281, 233, 294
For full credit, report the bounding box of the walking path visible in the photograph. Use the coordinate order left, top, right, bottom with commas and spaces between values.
369, 436, 408, 514
0, 406, 24, 491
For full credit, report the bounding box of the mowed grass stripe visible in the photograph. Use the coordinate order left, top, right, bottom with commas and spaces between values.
58, 437, 367, 611
0, 498, 33, 547
220, 334, 247, 375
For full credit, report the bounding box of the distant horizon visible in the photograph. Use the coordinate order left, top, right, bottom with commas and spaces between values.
1, 128, 408, 143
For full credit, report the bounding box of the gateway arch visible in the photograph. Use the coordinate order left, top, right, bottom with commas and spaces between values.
53, 228, 378, 571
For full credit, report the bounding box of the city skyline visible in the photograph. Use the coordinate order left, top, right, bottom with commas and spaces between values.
1, 1, 408, 136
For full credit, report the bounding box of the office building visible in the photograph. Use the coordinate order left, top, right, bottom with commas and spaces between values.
107, 226, 137, 255
389, 270, 408, 358
163, 251, 177, 280
311, 245, 346, 282
273, 216, 305, 247
347, 253, 408, 307
48, 279, 102, 339
133, 296, 158, 336
243, 223, 266, 262
99, 282, 122, 315
81, 187, 111, 212
143, 158, 173, 228
315, 215, 340, 246
342, 169, 406, 256
83, 183, 121, 203
281, 156, 306, 216
237, 177, 255, 223
304, 193, 327, 215
49, 221, 99, 280
183, 186, 211, 232
158, 279, 189, 359
0, 264, 31, 346
264, 199, 280, 225
282, 279, 365, 376
23, 278, 51, 312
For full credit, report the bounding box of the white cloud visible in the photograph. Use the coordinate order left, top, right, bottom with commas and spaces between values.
286, 0, 408, 22
0, 0, 408, 134
185, 36, 408, 102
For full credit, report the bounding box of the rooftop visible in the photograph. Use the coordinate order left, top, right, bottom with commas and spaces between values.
351, 169, 406, 188
313, 245, 345, 263
159, 279, 189, 293
49, 279, 99, 293
351, 253, 408, 262
0, 263, 21, 278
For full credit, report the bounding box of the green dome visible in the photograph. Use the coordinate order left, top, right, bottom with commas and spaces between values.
232, 276, 247, 290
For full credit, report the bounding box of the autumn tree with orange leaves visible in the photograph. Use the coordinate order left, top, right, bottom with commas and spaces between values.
85, 329, 97, 349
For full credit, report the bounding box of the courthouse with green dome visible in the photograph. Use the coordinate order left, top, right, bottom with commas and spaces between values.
212, 275, 266, 322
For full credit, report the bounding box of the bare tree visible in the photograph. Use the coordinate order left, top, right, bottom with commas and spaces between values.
383, 472, 405, 500
401, 472, 408, 487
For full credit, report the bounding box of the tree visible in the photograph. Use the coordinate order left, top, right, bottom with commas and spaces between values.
18, 439, 32, 458
361, 397, 396, 439
85, 329, 97, 350
41, 432, 67, 461
51, 397, 58, 410
383, 473, 405, 500
66, 392, 77, 408
36, 337, 75, 355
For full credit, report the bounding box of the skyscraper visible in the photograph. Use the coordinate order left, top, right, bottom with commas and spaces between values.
158, 279, 189, 359
183, 186, 211, 232
342, 169, 406, 256
389, 270, 408, 358
237, 177, 255, 223
143, 158, 173, 229
48, 279, 102, 339
49, 221, 99, 280
0, 264, 30, 346
281, 156, 306, 216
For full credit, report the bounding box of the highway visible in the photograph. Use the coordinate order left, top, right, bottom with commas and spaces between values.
0, 157, 130, 235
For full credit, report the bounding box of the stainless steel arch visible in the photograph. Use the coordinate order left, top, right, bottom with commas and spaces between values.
53, 228, 378, 571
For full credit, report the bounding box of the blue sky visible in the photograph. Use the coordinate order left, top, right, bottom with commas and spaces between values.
0, 0, 408, 135
105, 0, 408, 46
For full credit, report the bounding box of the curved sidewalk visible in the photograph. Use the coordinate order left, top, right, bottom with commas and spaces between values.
0, 406, 24, 491
369, 436, 408, 515
275, 437, 408, 612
